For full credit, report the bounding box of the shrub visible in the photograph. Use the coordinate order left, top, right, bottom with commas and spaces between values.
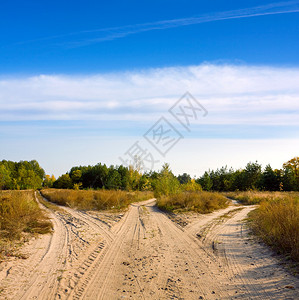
0, 190, 52, 260
157, 191, 229, 213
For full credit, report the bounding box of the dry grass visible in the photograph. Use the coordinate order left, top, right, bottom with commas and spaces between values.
224, 191, 299, 205
36, 191, 63, 212
0, 190, 52, 261
40, 189, 154, 211
248, 194, 299, 262
225, 191, 299, 262
156, 191, 229, 213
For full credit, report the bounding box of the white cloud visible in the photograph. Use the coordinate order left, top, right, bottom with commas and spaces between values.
0, 64, 299, 125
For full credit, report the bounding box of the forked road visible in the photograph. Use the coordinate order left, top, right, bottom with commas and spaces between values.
0, 198, 298, 299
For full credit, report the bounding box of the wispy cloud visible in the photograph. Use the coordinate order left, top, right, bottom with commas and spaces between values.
0, 64, 299, 125
6, 1, 299, 48
69, 1, 299, 47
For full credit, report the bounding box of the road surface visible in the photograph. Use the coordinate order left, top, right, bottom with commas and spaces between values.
0, 196, 298, 299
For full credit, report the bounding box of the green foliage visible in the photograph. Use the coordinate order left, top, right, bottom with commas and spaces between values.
182, 179, 202, 192
138, 175, 152, 191
196, 171, 213, 191
243, 161, 262, 190
67, 163, 139, 191
259, 165, 280, 191
105, 166, 121, 189
0, 160, 45, 190
53, 174, 73, 189
153, 163, 181, 197
282, 166, 298, 191
198, 157, 299, 192
70, 169, 82, 183
177, 173, 191, 184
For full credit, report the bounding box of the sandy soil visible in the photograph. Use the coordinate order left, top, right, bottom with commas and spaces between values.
0, 196, 298, 299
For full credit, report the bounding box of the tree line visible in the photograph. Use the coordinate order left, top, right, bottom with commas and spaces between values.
51, 157, 299, 192
196, 158, 299, 191
0, 160, 45, 190
0, 157, 298, 192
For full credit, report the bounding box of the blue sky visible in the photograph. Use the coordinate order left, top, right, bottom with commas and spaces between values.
0, 0, 299, 176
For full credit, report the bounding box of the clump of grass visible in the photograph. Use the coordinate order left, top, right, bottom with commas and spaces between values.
224, 191, 298, 205
156, 191, 229, 214
40, 189, 154, 211
248, 195, 299, 262
0, 190, 52, 261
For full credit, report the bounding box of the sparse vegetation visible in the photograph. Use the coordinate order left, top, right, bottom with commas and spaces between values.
40, 189, 153, 210
156, 191, 229, 213
0, 190, 52, 261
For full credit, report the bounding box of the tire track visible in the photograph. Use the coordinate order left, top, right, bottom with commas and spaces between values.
2, 196, 298, 300
205, 206, 299, 299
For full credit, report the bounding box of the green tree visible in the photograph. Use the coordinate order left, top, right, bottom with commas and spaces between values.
118, 165, 130, 190
54, 174, 73, 189
197, 171, 213, 191
260, 165, 279, 191
139, 175, 152, 191
106, 167, 122, 189
243, 162, 262, 190
154, 163, 181, 197
177, 173, 191, 184
70, 169, 82, 184
282, 167, 298, 191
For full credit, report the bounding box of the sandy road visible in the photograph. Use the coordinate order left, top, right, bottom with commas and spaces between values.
0, 197, 298, 299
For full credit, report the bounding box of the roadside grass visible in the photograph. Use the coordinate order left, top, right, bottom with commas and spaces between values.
0, 190, 52, 261
36, 191, 63, 212
156, 191, 229, 214
225, 191, 299, 262
40, 189, 154, 211
248, 195, 299, 262
224, 191, 299, 205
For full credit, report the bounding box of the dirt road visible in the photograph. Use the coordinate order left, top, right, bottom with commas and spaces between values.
0, 196, 298, 299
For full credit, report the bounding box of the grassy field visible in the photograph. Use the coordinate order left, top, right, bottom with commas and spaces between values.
0, 190, 52, 261
246, 193, 299, 262
40, 189, 154, 210
225, 191, 299, 262
224, 190, 298, 205
156, 191, 229, 213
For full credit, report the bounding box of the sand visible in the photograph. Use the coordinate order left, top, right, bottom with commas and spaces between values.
0, 195, 298, 299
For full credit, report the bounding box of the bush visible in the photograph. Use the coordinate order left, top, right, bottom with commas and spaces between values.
0, 190, 52, 260
157, 191, 229, 213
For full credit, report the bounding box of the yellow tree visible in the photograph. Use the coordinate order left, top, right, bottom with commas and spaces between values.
283, 157, 299, 178
283, 157, 299, 190
128, 155, 142, 190
44, 174, 56, 188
